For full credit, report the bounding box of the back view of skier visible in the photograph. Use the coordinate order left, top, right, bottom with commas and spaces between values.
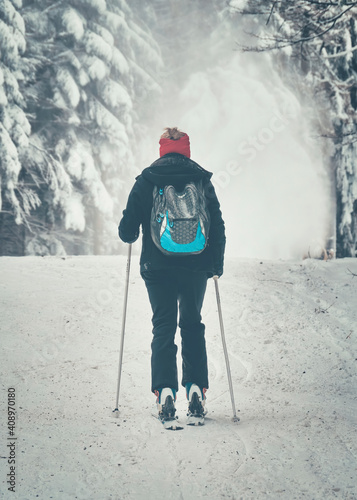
118, 127, 225, 428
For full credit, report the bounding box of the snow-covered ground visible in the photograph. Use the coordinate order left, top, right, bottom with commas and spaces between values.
1, 255, 356, 499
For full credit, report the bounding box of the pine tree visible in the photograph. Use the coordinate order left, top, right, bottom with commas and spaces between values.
329, 18, 357, 257
0, 0, 33, 255
20, 0, 162, 255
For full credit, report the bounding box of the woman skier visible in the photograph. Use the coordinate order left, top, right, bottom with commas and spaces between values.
118, 127, 225, 428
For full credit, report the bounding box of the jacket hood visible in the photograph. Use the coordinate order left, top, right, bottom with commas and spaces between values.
140, 153, 212, 186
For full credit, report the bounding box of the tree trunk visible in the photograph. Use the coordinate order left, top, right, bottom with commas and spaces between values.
0, 201, 25, 256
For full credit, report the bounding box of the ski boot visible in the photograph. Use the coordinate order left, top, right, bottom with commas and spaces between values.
155, 388, 182, 430
186, 383, 207, 426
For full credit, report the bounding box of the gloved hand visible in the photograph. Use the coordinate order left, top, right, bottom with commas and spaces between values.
212, 268, 223, 279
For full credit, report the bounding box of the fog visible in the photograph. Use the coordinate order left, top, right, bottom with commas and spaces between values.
135, 5, 333, 260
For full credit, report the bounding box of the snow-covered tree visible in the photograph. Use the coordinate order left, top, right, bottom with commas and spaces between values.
18, 0, 162, 255
0, 0, 33, 255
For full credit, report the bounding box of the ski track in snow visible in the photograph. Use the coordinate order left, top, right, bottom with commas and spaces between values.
1, 255, 357, 500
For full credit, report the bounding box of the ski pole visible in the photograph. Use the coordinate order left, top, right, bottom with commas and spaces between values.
113, 243, 132, 417
213, 276, 239, 422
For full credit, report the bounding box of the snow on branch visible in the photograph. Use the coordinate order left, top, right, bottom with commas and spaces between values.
322, 43, 357, 58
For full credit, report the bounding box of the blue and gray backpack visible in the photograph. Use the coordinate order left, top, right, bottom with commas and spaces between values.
150, 181, 210, 256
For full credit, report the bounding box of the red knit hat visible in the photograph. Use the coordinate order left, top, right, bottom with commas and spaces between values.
159, 133, 191, 158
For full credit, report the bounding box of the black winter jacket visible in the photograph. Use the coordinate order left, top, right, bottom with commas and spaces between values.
118, 153, 226, 277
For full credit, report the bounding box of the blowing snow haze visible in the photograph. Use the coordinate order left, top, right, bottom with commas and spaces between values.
137, 3, 332, 260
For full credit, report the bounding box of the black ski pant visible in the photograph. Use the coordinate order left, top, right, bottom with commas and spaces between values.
141, 268, 208, 394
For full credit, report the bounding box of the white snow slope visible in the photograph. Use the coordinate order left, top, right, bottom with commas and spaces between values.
1, 255, 357, 500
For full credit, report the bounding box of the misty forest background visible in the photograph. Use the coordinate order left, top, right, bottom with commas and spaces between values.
0, 0, 356, 259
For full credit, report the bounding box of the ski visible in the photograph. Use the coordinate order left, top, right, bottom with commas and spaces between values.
152, 413, 184, 430
159, 415, 184, 431
186, 414, 205, 426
